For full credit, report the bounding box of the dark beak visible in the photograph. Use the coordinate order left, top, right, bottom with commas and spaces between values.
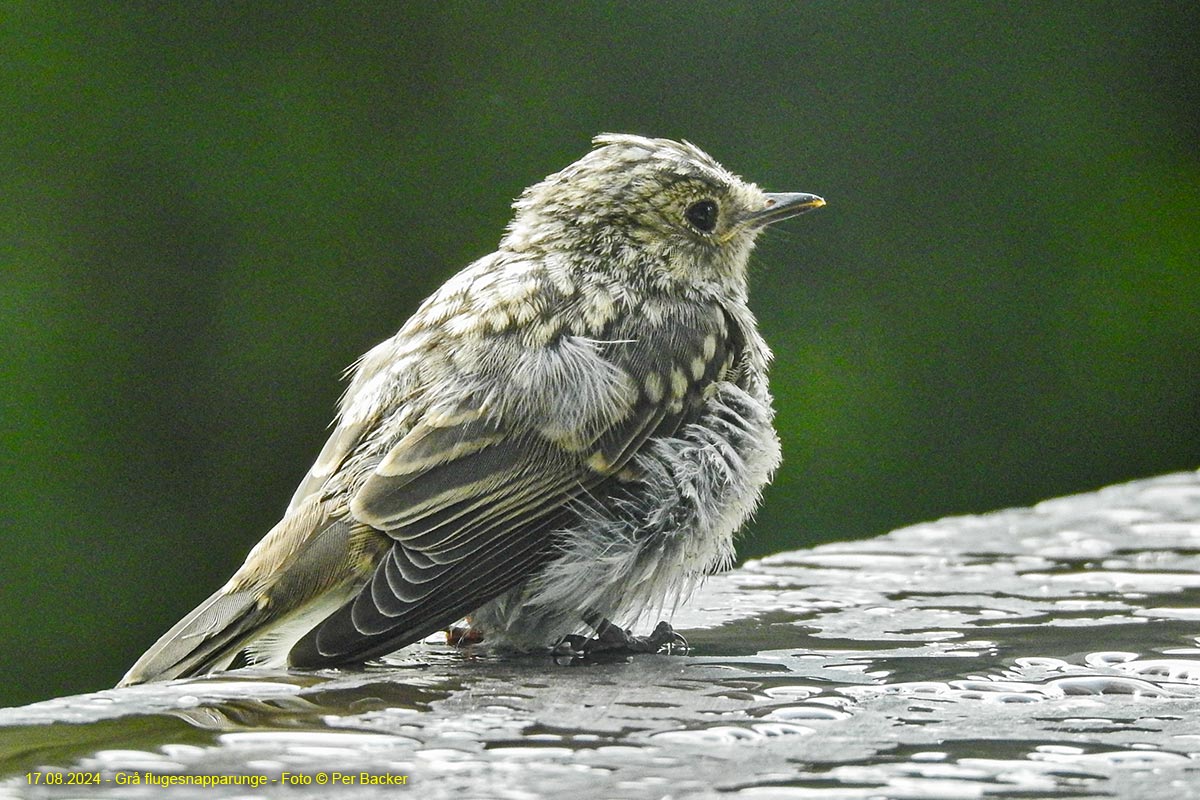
748, 192, 826, 227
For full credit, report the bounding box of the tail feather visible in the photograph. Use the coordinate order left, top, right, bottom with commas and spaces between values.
118, 516, 373, 686
118, 589, 264, 686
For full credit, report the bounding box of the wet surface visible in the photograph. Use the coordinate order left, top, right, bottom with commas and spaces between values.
3, 471, 1200, 799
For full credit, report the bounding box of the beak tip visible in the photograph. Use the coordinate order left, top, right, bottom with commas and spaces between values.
756, 192, 827, 225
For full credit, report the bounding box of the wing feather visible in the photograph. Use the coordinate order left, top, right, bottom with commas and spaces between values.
287, 420, 367, 512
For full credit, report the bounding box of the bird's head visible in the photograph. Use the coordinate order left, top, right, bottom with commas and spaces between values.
503, 134, 824, 295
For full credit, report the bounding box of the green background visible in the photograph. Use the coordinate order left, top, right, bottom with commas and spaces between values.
3, 2, 1197, 708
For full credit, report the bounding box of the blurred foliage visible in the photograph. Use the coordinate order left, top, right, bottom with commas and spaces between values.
2, 2, 1197, 707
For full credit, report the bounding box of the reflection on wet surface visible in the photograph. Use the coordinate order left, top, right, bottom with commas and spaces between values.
3, 472, 1200, 798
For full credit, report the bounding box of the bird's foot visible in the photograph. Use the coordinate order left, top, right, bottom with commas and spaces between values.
550, 633, 590, 664
589, 619, 689, 655
552, 619, 688, 662
447, 625, 484, 647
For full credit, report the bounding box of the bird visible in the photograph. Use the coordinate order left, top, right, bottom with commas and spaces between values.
118, 134, 824, 685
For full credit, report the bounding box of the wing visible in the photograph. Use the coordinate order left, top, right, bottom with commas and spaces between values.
289, 319, 738, 667
288, 402, 666, 665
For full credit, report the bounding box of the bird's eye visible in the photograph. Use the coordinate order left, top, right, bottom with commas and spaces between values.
684, 199, 719, 233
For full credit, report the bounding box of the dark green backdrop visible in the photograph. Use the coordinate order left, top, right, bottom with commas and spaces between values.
3, 3, 1197, 707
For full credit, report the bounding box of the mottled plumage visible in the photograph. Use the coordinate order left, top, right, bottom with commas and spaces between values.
120, 134, 823, 685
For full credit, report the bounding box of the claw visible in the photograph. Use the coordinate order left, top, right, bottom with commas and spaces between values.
649, 620, 690, 655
